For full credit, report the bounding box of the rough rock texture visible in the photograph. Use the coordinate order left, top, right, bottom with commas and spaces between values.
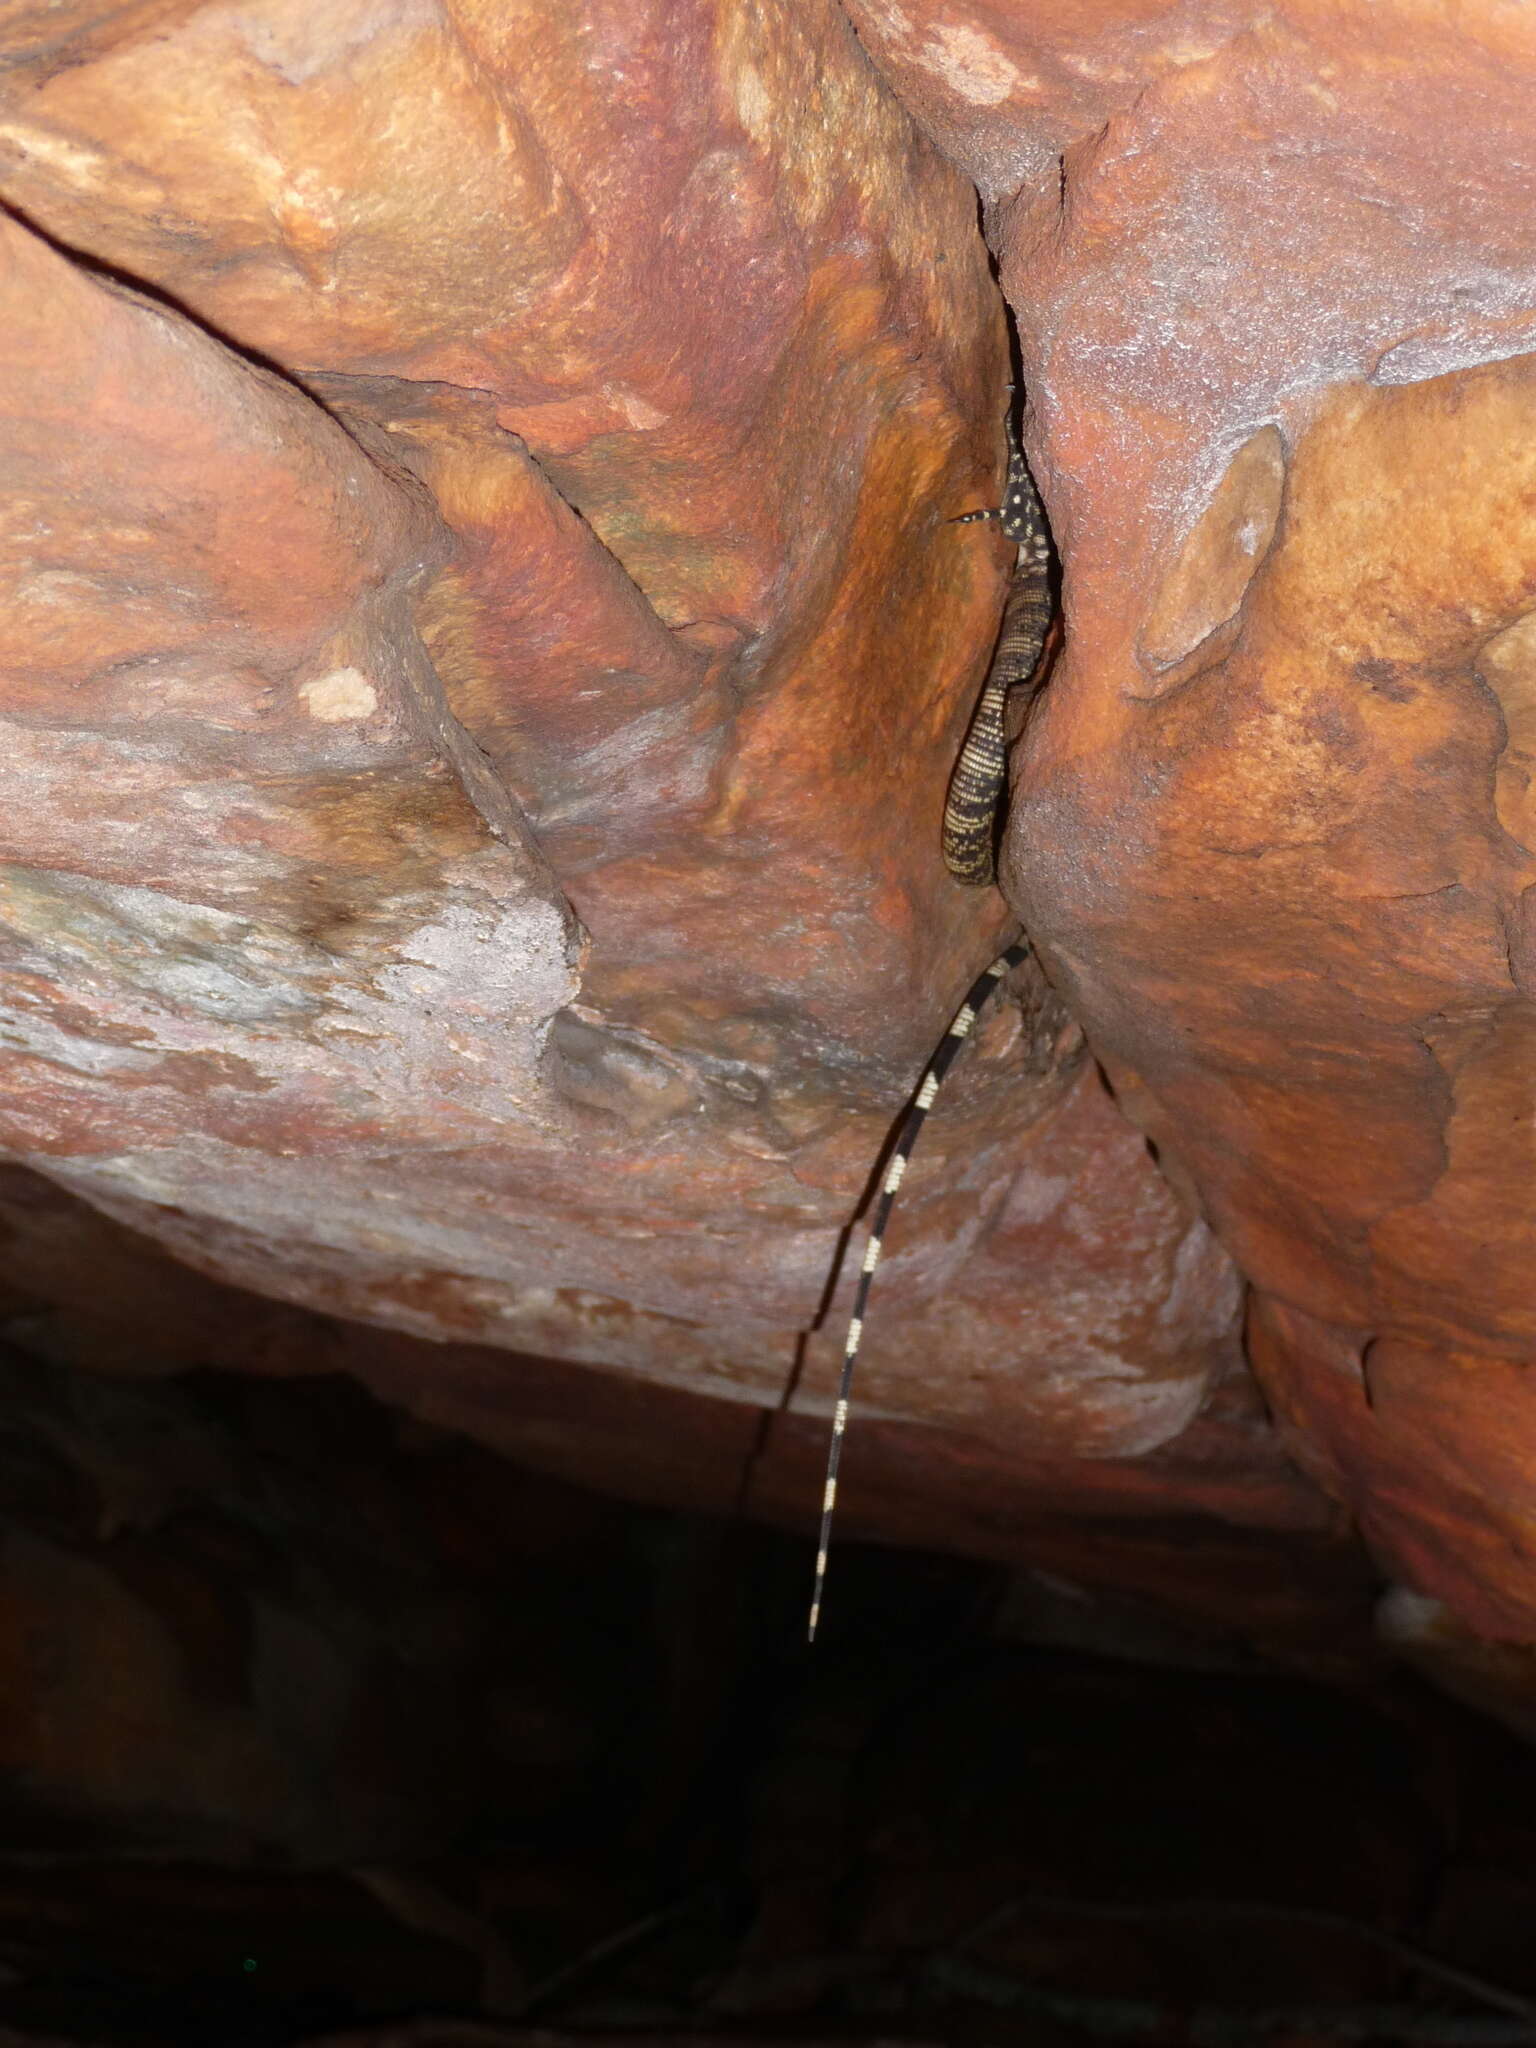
0, 1165, 1328, 1620
3, 0, 1535, 1663
0, 0, 1240, 1565
843, 2, 1536, 1634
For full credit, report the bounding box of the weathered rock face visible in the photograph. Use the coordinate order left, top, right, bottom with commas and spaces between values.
0, 0, 1237, 1568
2, 0, 1534, 1659
845, 2, 1536, 1632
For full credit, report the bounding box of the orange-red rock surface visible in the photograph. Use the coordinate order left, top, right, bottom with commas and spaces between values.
1, 0, 1534, 1653
848, 0, 1536, 1633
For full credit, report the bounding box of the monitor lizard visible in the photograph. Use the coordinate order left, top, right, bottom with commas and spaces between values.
806, 415, 1056, 1640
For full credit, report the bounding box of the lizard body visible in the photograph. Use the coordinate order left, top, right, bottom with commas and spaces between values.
942, 427, 1054, 886
805, 413, 1056, 1641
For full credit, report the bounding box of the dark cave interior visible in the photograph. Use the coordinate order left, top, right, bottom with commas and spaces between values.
2, 1323, 1536, 2047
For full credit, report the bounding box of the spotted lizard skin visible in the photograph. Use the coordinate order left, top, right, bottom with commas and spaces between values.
942, 427, 1054, 886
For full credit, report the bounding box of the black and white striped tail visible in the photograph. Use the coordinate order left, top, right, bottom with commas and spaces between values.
806, 940, 1031, 1642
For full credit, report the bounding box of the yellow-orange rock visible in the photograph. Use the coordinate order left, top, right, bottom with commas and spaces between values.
0, 0, 1237, 1578
917, 2, 1536, 1636
18, 0, 1536, 1669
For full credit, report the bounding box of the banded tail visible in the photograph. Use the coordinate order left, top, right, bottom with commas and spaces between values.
806, 940, 1031, 1642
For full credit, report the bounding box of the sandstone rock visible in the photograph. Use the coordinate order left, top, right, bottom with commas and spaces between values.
0, 1165, 1322, 1616
11, 0, 1536, 1673
0, 0, 1232, 1548
961, 4, 1536, 1636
